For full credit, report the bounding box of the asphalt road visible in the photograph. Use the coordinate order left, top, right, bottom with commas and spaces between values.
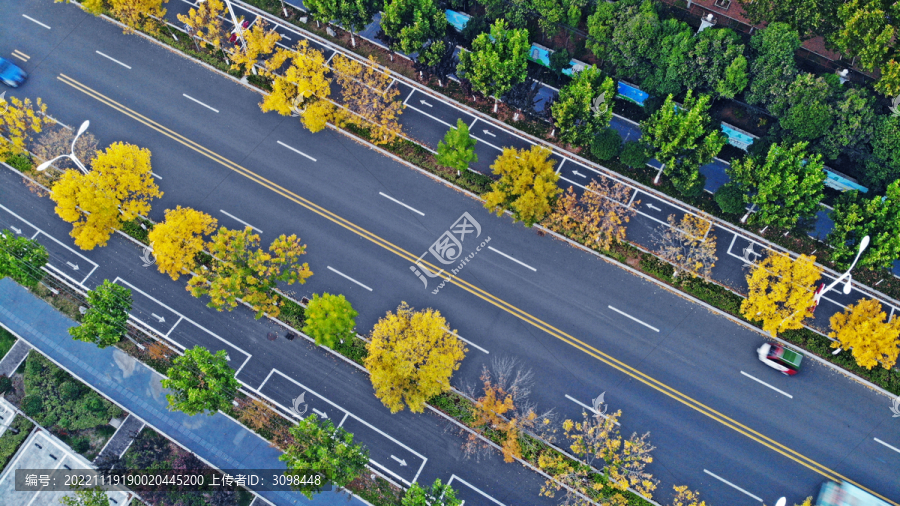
1, 2, 899, 505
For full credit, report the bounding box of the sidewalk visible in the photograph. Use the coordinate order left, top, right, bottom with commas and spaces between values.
0, 339, 31, 377
0, 278, 368, 506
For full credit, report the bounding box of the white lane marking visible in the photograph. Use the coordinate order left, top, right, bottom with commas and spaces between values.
740, 371, 793, 399
338, 412, 349, 428
564, 394, 620, 426
281, 33, 291, 40
151, 313, 165, 323
369, 459, 410, 485
482, 129, 496, 137
647, 203, 662, 211
183, 94, 220, 113
219, 209, 263, 233
391, 455, 407, 466
443, 327, 489, 354
572, 170, 586, 178
703, 469, 762, 502
22, 14, 51, 29
555, 158, 566, 175
874, 438, 900, 455
469, 117, 478, 130
312, 408, 328, 419
65, 262, 79, 271
379, 192, 425, 216
419, 100, 432, 107
327, 266, 373, 291
607, 306, 659, 332
95, 51, 132, 69
277, 140, 317, 162
446, 475, 505, 506
487, 246, 536, 272
152, 172, 162, 179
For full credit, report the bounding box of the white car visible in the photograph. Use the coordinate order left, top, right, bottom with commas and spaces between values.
757, 343, 802, 376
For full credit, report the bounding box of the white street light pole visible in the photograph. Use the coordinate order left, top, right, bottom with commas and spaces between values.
653, 163, 665, 184
35, 120, 91, 174
740, 203, 756, 223
775, 498, 786, 506
222, 0, 247, 49
813, 235, 870, 306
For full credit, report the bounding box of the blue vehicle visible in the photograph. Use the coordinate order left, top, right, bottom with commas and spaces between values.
0, 57, 27, 87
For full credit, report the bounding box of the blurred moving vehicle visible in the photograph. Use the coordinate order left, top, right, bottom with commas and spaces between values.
0, 57, 27, 87
757, 343, 802, 376
816, 481, 890, 506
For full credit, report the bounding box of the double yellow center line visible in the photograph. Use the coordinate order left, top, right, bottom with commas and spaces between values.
56, 73, 894, 505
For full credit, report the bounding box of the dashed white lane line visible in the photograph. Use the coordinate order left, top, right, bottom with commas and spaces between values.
740, 371, 793, 399
379, 192, 425, 216
487, 246, 536, 272
874, 438, 900, 455
219, 209, 262, 233
22, 14, 50, 29
443, 327, 489, 354
277, 140, 317, 162
327, 266, 373, 291
95, 51, 132, 69
607, 305, 659, 332
183, 93, 220, 113
703, 469, 762, 502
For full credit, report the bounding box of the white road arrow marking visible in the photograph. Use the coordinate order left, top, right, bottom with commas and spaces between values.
66, 262, 79, 271
391, 455, 408, 466
572, 170, 586, 178
151, 313, 165, 323
482, 130, 496, 137
419, 100, 432, 107
312, 408, 328, 419
646, 203, 662, 211
9, 226, 22, 235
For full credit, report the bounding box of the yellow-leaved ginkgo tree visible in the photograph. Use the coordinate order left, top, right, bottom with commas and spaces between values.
259, 40, 335, 133
364, 302, 466, 413
109, 0, 167, 34
331, 54, 404, 145
228, 17, 281, 76
829, 298, 900, 370
50, 142, 162, 250
0, 95, 50, 155
148, 206, 218, 281
484, 145, 560, 227
740, 252, 822, 336
186, 227, 313, 319
177, 0, 227, 52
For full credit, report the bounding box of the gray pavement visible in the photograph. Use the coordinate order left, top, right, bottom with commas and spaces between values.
0, 339, 31, 377
1, 2, 899, 505
94, 414, 144, 463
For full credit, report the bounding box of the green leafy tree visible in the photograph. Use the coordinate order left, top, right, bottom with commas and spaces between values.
69, 280, 132, 349
640, 91, 726, 194
458, 19, 530, 110
728, 142, 825, 228
60, 487, 109, 506
833, 0, 900, 88
548, 48, 572, 76
864, 115, 900, 189
484, 146, 561, 226
828, 180, 900, 270
402, 479, 461, 506
738, 0, 841, 40
620, 141, 650, 169
714, 183, 746, 215
187, 227, 313, 319
162, 346, 240, 416
643, 19, 694, 97
302, 293, 358, 348
436, 119, 478, 175
590, 128, 623, 161
605, 0, 660, 84
280, 414, 369, 495
0, 230, 48, 289
816, 87, 876, 160
551, 65, 615, 146
683, 28, 747, 99
381, 0, 447, 56
746, 23, 801, 108
774, 73, 835, 142
531, 0, 587, 35
305, 0, 378, 46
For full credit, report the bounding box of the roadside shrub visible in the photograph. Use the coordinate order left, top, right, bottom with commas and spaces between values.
620, 141, 650, 169
590, 128, 623, 161
22, 395, 42, 416
4, 153, 33, 172
672, 174, 706, 198
60, 381, 80, 401
0, 375, 11, 394
70, 437, 89, 454
715, 183, 746, 214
